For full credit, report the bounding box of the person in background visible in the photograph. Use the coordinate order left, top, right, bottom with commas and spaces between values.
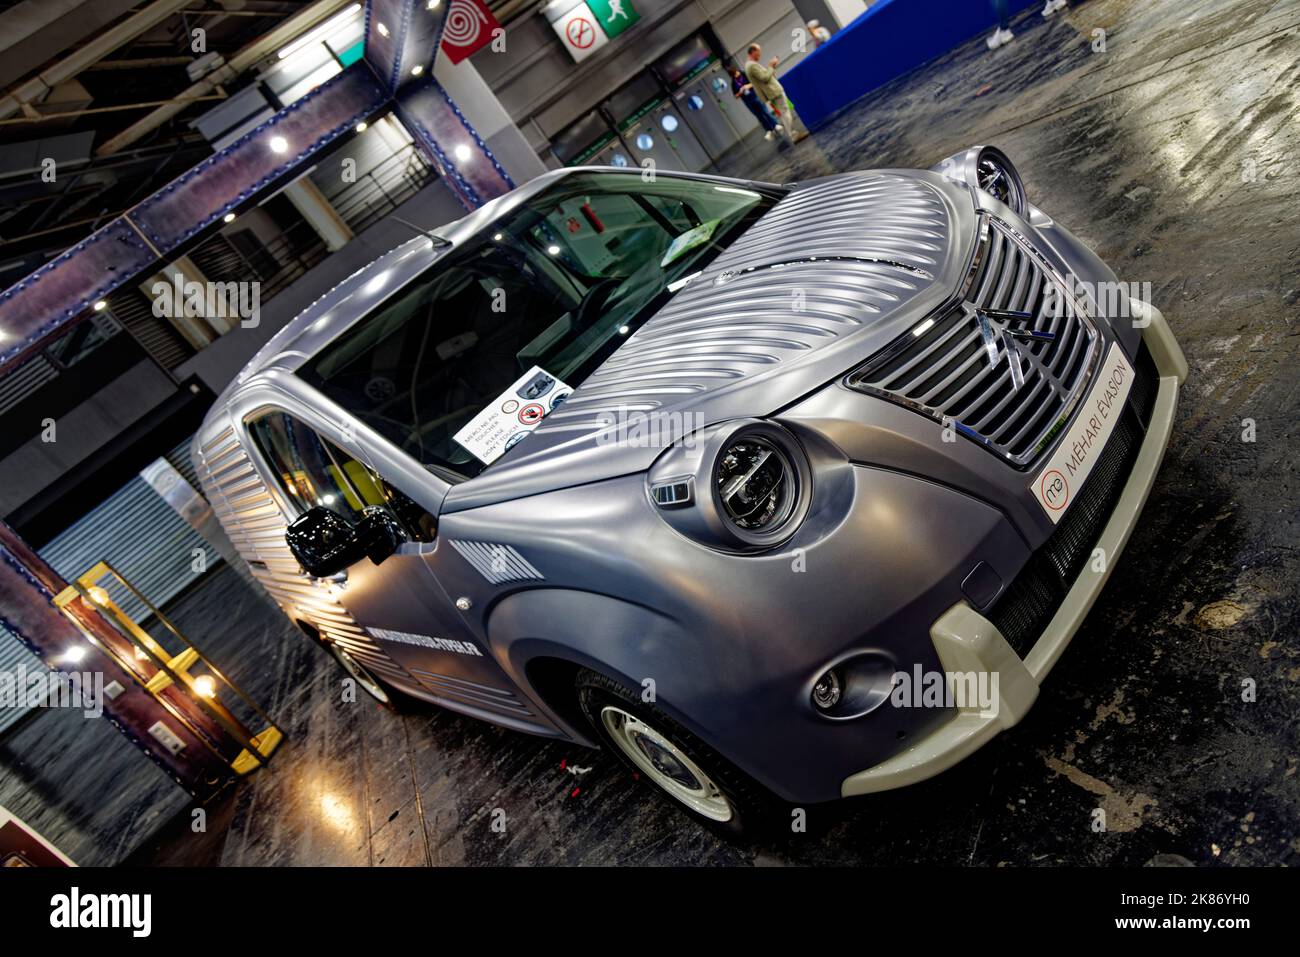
728, 65, 782, 141
807, 19, 832, 47
986, 0, 1014, 49
743, 43, 791, 130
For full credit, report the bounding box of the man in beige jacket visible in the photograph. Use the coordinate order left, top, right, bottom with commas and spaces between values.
743, 43, 789, 133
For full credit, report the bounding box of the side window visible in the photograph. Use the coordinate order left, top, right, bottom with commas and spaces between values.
248, 411, 436, 542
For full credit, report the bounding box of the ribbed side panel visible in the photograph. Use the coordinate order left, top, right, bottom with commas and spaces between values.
408, 668, 534, 718
190, 419, 412, 687
447, 540, 543, 585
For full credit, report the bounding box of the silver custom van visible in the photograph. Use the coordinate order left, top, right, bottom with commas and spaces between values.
193, 151, 1186, 831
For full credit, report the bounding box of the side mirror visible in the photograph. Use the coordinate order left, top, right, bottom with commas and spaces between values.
286, 507, 404, 578
286, 507, 366, 578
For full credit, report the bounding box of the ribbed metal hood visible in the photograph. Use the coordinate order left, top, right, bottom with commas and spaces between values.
443, 169, 979, 513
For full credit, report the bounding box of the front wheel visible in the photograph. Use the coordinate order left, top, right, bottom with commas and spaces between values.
328, 642, 416, 713
575, 669, 778, 836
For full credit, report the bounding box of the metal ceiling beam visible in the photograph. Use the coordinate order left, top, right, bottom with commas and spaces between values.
0, 0, 196, 121
0, 64, 387, 372
96, 0, 356, 157
368, 0, 514, 210
0, 93, 228, 127
82, 56, 196, 71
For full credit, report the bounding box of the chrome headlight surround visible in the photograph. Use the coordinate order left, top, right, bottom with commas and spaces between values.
933, 145, 1027, 217
648, 419, 812, 552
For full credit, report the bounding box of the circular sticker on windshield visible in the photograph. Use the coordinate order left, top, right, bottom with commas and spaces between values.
501, 399, 519, 414
550, 391, 571, 410
518, 403, 545, 425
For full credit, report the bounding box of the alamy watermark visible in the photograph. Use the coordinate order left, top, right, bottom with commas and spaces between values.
0, 665, 104, 718
1045, 275, 1153, 325
151, 273, 260, 328
595, 407, 706, 448
890, 665, 999, 715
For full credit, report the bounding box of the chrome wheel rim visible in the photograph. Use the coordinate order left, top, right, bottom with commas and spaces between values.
600, 706, 733, 822
332, 644, 391, 705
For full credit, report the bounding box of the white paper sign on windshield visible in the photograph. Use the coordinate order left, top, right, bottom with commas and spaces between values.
453, 365, 573, 465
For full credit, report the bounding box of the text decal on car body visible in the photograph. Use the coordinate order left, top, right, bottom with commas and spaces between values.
367, 628, 484, 656
1030, 342, 1134, 522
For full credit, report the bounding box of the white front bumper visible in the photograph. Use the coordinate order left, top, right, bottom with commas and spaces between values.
842, 302, 1186, 797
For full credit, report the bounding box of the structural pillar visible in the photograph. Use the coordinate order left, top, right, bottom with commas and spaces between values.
136, 255, 228, 347
366, 0, 517, 210
432, 51, 546, 187
283, 177, 355, 252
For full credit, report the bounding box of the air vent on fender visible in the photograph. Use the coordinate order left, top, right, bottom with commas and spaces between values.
448, 540, 543, 585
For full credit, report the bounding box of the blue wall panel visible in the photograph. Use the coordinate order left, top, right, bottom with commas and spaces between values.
782, 0, 1042, 130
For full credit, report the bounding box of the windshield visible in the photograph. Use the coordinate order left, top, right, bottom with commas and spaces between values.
297, 171, 780, 479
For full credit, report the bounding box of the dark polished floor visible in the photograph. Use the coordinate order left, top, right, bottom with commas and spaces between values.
120, 0, 1300, 866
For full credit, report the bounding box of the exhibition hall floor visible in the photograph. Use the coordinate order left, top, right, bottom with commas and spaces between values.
125, 0, 1299, 866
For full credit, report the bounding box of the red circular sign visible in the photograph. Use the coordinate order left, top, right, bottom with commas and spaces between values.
567, 16, 596, 49
518, 403, 545, 424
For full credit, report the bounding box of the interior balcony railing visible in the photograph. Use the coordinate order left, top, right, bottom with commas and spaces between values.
188, 217, 329, 306
324, 142, 435, 236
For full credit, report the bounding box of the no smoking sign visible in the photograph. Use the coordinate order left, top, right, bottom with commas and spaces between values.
567, 16, 596, 49
553, 4, 609, 60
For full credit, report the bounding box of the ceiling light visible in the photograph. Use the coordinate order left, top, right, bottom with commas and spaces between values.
427, 0, 441, 9
62, 646, 87, 664
411, 64, 424, 76
193, 675, 217, 698
355, 121, 368, 133
269, 135, 288, 153
453, 143, 471, 162
92, 300, 107, 311
277, 4, 363, 59
547, 245, 560, 255
222, 212, 236, 223
376, 21, 389, 37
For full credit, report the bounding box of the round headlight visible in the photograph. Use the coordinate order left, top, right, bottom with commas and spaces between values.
715, 435, 797, 537
648, 419, 813, 552
970, 146, 1025, 215
811, 669, 843, 711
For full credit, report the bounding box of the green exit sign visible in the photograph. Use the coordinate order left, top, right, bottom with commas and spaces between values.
585, 0, 639, 39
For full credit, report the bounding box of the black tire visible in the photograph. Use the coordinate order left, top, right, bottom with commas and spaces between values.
575, 668, 780, 836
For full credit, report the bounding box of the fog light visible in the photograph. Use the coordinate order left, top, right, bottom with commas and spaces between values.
812, 669, 842, 711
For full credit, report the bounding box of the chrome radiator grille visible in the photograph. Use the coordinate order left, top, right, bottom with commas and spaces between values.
848, 217, 1099, 467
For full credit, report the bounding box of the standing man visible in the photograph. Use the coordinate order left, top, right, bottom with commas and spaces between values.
743, 43, 792, 132
729, 65, 781, 141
